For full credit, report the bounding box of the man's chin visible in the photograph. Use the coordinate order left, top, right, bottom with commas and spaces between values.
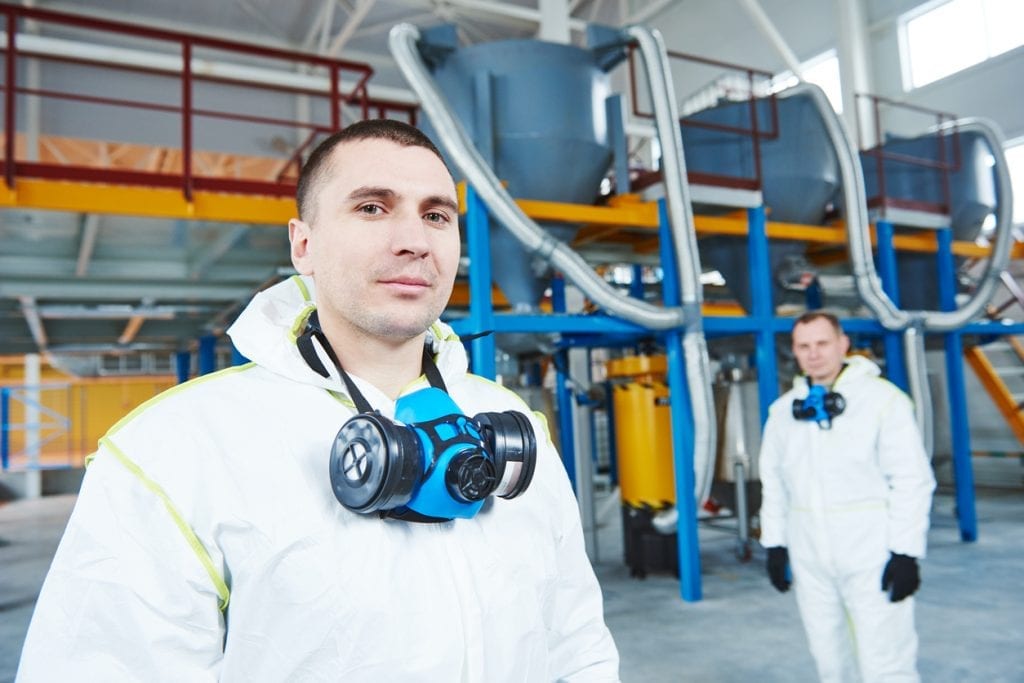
361, 311, 440, 341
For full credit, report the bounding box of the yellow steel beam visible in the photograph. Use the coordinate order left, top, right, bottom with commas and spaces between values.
963, 345, 1024, 446
0, 178, 295, 225
4, 177, 1020, 261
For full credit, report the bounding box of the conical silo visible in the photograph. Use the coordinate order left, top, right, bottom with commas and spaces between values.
678, 90, 841, 312
417, 27, 616, 310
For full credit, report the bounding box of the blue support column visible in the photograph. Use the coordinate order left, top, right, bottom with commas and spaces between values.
198, 335, 217, 376
937, 228, 977, 541
629, 264, 644, 300
658, 200, 701, 602
555, 352, 576, 489
604, 380, 618, 487
747, 206, 778, 425
175, 351, 191, 385
875, 221, 909, 392
1, 388, 9, 471
465, 184, 497, 379
550, 277, 577, 486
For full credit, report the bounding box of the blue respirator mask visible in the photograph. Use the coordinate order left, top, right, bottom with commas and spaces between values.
296, 312, 537, 524
791, 380, 846, 429
330, 386, 536, 522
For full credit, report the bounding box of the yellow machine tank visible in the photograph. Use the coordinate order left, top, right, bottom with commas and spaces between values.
606, 354, 679, 577
607, 354, 676, 509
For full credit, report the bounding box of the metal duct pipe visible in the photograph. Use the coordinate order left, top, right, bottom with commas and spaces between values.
904, 324, 934, 458
389, 22, 716, 502
625, 24, 717, 504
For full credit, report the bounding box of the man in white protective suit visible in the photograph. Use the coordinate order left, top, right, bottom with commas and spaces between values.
18, 119, 620, 682
758, 311, 935, 683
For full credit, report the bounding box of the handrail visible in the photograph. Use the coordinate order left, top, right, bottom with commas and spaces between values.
0, 4, 416, 199
388, 22, 717, 505
857, 93, 961, 215
627, 45, 780, 192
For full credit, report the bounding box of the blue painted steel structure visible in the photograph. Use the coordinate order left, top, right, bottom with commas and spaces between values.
875, 221, 910, 392
1, 387, 8, 470
449, 185, 1011, 597
746, 206, 778, 425
198, 334, 217, 376
937, 229, 977, 541
175, 350, 191, 385
656, 201, 701, 601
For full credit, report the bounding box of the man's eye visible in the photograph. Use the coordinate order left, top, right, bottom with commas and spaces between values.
359, 204, 383, 215
424, 211, 449, 224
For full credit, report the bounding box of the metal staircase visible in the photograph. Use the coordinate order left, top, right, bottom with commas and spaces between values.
963, 270, 1024, 446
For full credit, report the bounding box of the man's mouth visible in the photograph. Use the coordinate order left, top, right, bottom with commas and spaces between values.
379, 276, 431, 292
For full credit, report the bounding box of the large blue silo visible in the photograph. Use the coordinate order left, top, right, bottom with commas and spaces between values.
860, 128, 999, 310
416, 26, 617, 309
678, 91, 842, 312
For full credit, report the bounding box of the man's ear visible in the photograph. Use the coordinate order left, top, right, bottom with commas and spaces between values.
289, 218, 314, 275
840, 334, 851, 356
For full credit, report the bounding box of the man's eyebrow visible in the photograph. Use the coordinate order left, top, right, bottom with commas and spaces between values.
347, 186, 396, 202
422, 195, 459, 214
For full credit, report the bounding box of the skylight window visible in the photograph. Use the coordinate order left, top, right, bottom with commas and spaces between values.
901, 0, 1024, 90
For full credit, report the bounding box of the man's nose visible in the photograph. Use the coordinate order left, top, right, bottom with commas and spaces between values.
391, 212, 430, 256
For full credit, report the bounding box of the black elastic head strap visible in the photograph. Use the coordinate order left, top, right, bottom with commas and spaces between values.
296, 311, 447, 413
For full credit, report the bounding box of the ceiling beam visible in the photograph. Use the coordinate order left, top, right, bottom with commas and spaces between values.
118, 315, 147, 345
327, 0, 379, 56
188, 225, 251, 280
35, 304, 209, 320
627, 0, 678, 25
437, 0, 588, 33
302, 0, 338, 51
231, 0, 288, 40
0, 278, 253, 302
18, 296, 48, 350
75, 213, 101, 277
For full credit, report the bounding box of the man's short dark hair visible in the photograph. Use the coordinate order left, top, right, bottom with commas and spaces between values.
793, 310, 844, 336
296, 119, 449, 222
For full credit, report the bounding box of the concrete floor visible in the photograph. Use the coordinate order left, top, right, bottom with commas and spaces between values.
1, 486, 1022, 682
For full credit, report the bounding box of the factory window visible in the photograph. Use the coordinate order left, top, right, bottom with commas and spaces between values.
1007, 139, 1024, 226
901, 0, 1024, 90
769, 50, 843, 113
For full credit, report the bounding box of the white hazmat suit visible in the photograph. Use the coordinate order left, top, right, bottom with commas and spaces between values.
759, 355, 935, 683
18, 275, 620, 682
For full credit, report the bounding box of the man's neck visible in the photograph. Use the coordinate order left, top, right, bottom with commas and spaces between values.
319, 322, 428, 400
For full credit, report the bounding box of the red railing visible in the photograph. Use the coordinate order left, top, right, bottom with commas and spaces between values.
628, 44, 779, 191
856, 93, 960, 216
0, 5, 418, 200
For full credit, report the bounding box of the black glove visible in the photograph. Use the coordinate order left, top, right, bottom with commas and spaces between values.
881, 552, 921, 602
766, 546, 791, 593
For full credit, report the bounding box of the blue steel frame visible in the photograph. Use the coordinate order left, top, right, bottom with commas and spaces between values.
656, 201, 701, 602
875, 221, 909, 392
450, 186, 1011, 598
937, 229, 977, 540
1, 387, 8, 470
874, 222, 978, 541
